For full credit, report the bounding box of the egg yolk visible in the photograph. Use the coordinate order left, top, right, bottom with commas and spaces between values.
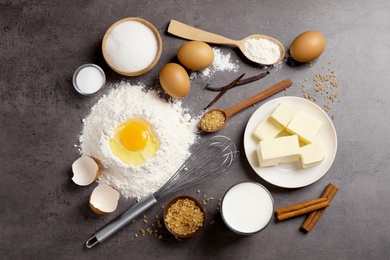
109, 118, 160, 166
120, 122, 148, 152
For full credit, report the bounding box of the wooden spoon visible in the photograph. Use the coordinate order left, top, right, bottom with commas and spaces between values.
199, 78, 292, 133
168, 20, 285, 65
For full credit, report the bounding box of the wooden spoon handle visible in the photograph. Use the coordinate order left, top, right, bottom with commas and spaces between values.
168, 20, 238, 46
224, 78, 293, 117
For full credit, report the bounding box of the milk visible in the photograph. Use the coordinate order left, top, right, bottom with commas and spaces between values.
73, 64, 105, 95
221, 182, 273, 234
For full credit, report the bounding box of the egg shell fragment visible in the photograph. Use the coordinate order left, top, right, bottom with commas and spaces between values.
177, 41, 214, 71
159, 63, 190, 98
290, 31, 326, 63
71, 156, 99, 186
89, 183, 120, 214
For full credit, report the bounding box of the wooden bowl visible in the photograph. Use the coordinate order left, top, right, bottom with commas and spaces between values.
163, 195, 205, 238
102, 17, 162, 76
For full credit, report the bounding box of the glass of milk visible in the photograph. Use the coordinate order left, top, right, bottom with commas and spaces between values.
73, 64, 106, 95
221, 182, 274, 235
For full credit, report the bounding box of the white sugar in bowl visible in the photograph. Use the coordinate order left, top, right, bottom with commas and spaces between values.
102, 17, 163, 77
73, 64, 106, 95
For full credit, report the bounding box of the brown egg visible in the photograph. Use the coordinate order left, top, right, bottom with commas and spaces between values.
290, 31, 326, 63
159, 63, 190, 98
177, 41, 214, 71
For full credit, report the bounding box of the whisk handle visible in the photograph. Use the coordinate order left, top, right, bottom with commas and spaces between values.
86, 194, 157, 248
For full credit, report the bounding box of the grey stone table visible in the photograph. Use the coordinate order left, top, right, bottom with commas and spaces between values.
1, 0, 389, 259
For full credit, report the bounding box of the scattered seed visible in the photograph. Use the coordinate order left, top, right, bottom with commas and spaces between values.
299, 61, 341, 116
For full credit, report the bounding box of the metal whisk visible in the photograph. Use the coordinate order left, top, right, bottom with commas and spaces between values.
86, 135, 238, 248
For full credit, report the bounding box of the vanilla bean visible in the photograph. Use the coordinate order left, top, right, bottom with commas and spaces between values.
204, 73, 245, 110
205, 71, 269, 92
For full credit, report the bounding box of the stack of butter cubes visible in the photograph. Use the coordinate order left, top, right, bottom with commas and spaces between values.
253, 103, 324, 168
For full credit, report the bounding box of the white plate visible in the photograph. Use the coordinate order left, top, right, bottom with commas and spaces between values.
243, 96, 337, 188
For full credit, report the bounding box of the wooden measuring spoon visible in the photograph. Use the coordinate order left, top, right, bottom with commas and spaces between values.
199, 78, 292, 132
168, 20, 285, 65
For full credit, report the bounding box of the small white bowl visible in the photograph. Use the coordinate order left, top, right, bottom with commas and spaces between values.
73, 64, 105, 95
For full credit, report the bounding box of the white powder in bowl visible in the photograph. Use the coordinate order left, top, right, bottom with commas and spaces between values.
244, 38, 281, 65
105, 21, 158, 73
79, 82, 199, 199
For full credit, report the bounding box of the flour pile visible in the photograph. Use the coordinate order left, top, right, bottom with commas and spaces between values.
79, 82, 199, 199
190, 47, 239, 79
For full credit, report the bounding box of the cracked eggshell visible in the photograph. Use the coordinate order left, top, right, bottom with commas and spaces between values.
71, 156, 99, 186
89, 183, 120, 214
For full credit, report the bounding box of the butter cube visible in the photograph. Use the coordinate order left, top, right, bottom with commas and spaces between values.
287, 111, 322, 144
300, 142, 325, 168
256, 139, 281, 167
270, 103, 295, 127
279, 135, 300, 163
253, 116, 284, 141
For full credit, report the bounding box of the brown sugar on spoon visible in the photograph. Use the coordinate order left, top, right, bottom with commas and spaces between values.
199, 110, 226, 132
199, 78, 293, 133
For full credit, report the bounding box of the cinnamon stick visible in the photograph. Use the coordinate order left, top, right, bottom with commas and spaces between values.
205, 71, 269, 92
301, 183, 339, 233
276, 197, 328, 215
204, 73, 245, 110
276, 200, 329, 221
